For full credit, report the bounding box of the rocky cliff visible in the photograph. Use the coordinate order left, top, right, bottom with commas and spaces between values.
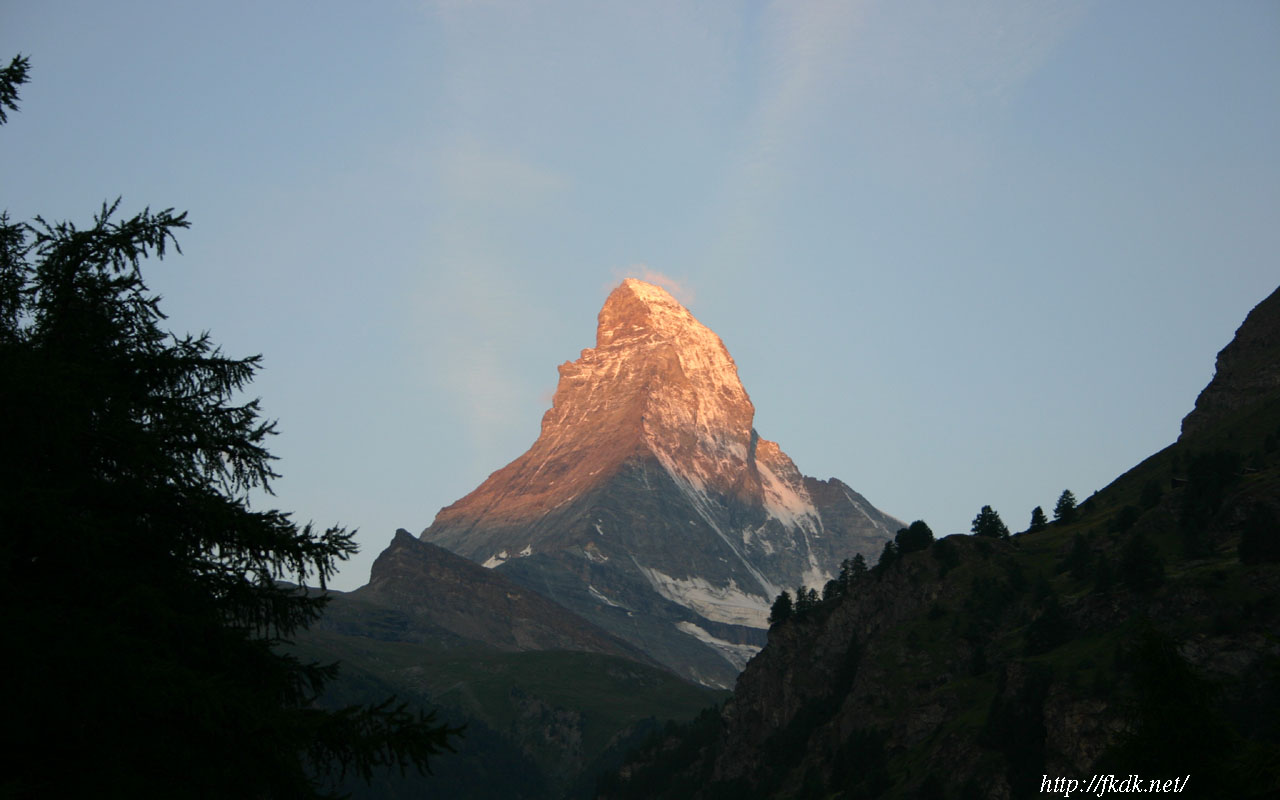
602, 286, 1280, 799
605, 503, 1280, 799
419, 278, 900, 687
1181, 284, 1280, 439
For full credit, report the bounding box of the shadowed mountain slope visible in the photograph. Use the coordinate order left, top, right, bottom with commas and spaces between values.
295, 536, 726, 798
602, 284, 1280, 799
352, 529, 656, 664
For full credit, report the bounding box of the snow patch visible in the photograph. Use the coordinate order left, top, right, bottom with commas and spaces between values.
482, 544, 533, 569
636, 565, 771, 628
801, 550, 832, 592
650, 447, 779, 599
757, 458, 821, 534
676, 621, 762, 671
481, 550, 509, 569
589, 585, 627, 609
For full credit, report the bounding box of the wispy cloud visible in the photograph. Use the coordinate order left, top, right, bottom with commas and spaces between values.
408, 256, 549, 475
707, 1, 868, 264
709, 0, 1087, 265
610, 264, 697, 306
741, 0, 868, 179
406, 140, 571, 471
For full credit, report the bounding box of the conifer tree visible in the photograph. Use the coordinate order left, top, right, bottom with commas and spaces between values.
793, 585, 819, 613
971, 505, 1011, 539
838, 558, 853, 587
769, 590, 794, 625
822, 578, 841, 602
895, 519, 935, 553
0, 57, 459, 798
1054, 490, 1078, 524
838, 553, 869, 589
1028, 506, 1049, 533
877, 539, 900, 569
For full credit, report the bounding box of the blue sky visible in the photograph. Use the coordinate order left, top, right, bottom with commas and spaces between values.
3, 1, 1277, 591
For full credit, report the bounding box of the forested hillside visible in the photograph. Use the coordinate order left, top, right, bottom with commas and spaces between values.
600, 287, 1280, 800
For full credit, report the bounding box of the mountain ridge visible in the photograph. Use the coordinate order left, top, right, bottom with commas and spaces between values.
1181, 284, 1280, 440
417, 278, 900, 686
351, 529, 659, 666
601, 283, 1280, 799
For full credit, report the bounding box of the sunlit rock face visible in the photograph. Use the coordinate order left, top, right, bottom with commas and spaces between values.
1180, 284, 1280, 440
420, 278, 900, 687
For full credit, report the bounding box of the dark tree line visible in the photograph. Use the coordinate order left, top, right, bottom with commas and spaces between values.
1, 56, 460, 798
1010, 489, 1082, 536
769, 521, 937, 625
768, 552, 871, 625
772, 488, 1107, 624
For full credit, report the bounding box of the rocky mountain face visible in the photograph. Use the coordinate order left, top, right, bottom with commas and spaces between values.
601, 286, 1280, 799
350, 529, 655, 664
604, 531, 1280, 798
1181, 285, 1280, 439
418, 278, 900, 687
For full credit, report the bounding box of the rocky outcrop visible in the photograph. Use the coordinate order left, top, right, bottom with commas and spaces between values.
1181, 284, 1280, 439
604, 526, 1280, 798
600, 284, 1280, 799
354, 529, 655, 664
417, 279, 900, 687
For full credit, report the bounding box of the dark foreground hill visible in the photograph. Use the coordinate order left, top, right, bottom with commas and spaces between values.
290, 542, 725, 798
293, 588, 724, 798
599, 286, 1280, 800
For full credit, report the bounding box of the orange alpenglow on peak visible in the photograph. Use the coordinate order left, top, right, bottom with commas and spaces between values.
416, 277, 900, 688
433, 278, 758, 528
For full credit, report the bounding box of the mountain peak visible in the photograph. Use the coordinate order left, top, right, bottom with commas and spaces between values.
597, 278, 693, 344
419, 279, 900, 685
429, 278, 758, 532
558, 278, 757, 498
611, 276, 680, 309
592, 278, 742, 402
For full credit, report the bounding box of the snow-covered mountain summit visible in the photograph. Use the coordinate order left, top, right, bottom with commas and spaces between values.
416, 278, 900, 687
